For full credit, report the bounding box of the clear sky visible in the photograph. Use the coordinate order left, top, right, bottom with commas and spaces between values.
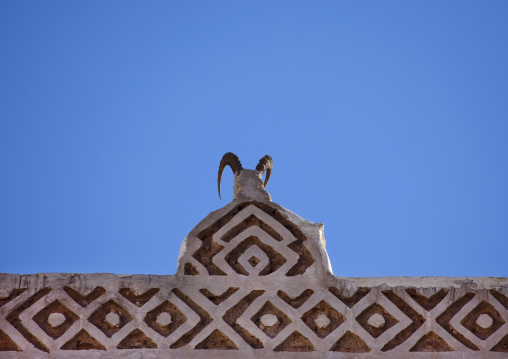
1, 2, 507, 277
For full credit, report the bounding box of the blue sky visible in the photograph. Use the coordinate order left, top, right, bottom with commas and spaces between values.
1, 2, 507, 277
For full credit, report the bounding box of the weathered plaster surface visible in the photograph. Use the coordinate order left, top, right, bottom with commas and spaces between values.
1, 171, 507, 358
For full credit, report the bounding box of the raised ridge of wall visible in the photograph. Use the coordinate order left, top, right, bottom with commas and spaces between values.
1, 169, 507, 358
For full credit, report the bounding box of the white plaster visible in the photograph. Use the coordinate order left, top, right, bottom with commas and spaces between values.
314, 314, 330, 328
105, 312, 120, 326
156, 312, 172, 326
476, 313, 493, 329
338, 276, 508, 289
47, 312, 66, 327
367, 313, 385, 328
260, 314, 278, 327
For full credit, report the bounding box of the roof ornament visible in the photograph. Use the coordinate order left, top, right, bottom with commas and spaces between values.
255, 154, 273, 189
218, 152, 273, 200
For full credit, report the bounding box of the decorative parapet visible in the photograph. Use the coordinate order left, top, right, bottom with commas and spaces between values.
1, 154, 507, 358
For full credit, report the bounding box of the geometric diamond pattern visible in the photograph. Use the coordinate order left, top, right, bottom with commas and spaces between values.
356, 303, 399, 338
1, 270, 508, 356
88, 300, 134, 338
189, 202, 315, 277
461, 300, 505, 340
248, 256, 261, 267
144, 300, 187, 337
301, 300, 345, 338
32, 300, 79, 339
251, 301, 291, 338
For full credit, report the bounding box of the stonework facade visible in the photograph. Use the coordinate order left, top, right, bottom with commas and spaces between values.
1, 167, 507, 358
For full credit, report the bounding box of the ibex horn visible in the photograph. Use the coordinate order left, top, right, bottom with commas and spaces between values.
218, 152, 243, 199
256, 155, 273, 189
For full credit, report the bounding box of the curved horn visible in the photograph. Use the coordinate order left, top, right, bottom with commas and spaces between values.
256, 155, 273, 188
218, 152, 243, 199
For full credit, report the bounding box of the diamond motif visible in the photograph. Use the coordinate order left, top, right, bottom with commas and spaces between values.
225, 236, 286, 276
189, 202, 315, 276
251, 301, 291, 338
6, 288, 52, 353
248, 256, 261, 267
144, 300, 187, 337
301, 300, 345, 338
32, 300, 79, 339
238, 245, 270, 276
356, 303, 399, 338
461, 300, 505, 340
89, 300, 133, 338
